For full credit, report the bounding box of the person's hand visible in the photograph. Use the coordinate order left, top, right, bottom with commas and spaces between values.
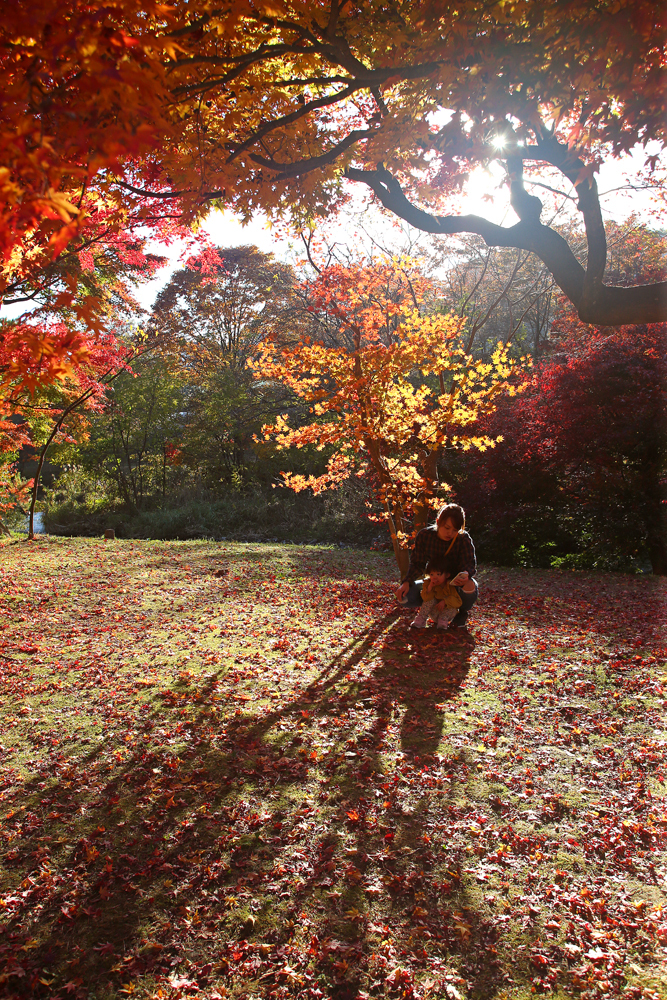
396, 581, 410, 602
450, 571, 469, 587
434, 600, 445, 612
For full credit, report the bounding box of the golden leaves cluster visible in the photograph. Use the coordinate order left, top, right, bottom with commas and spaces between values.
252, 256, 526, 527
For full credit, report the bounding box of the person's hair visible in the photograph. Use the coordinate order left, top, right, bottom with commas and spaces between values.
426, 558, 448, 576
436, 502, 465, 531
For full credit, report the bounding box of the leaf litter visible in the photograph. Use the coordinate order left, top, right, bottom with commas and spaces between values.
0, 536, 665, 1000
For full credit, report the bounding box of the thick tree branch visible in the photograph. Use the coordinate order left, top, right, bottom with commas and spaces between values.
169, 44, 306, 95
226, 83, 360, 163
114, 180, 187, 199
268, 75, 354, 86
506, 154, 543, 224
526, 134, 607, 307
167, 9, 226, 39
250, 129, 376, 179
346, 165, 667, 325
171, 40, 439, 97
523, 134, 667, 322
345, 164, 584, 306
324, 0, 351, 41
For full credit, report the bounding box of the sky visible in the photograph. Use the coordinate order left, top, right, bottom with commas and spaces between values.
1, 145, 663, 321
128, 147, 664, 312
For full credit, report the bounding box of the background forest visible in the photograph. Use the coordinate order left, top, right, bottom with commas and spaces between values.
6, 217, 666, 575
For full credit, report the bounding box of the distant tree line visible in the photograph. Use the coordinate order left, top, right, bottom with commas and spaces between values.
14, 221, 666, 574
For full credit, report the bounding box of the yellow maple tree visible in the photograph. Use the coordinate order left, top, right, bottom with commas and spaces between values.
253, 256, 525, 574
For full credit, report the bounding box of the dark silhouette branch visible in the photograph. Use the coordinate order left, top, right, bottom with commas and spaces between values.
300, 231, 322, 274
250, 129, 376, 179
226, 83, 361, 163
113, 180, 188, 199
345, 164, 667, 326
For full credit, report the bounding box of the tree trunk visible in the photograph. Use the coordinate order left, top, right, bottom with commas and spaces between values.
413, 450, 439, 534
27, 414, 75, 539
363, 436, 411, 578
641, 466, 667, 575
385, 506, 410, 579
648, 539, 667, 575
391, 533, 410, 580
27, 447, 47, 540
646, 525, 667, 575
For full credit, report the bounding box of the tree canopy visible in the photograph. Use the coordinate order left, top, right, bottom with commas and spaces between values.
3, 1, 666, 333
452, 316, 667, 573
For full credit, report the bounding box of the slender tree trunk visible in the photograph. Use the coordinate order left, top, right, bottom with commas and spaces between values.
641, 465, 667, 575
644, 503, 667, 575
27, 389, 95, 539
413, 450, 439, 534
383, 499, 410, 579
354, 349, 415, 579
363, 434, 411, 578
647, 535, 667, 576
25, 358, 132, 539
28, 442, 50, 539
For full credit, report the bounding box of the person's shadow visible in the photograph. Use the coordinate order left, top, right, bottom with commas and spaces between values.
236, 606, 474, 765
245, 611, 494, 1000
372, 612, 475, 757
2, 607, 488, 1000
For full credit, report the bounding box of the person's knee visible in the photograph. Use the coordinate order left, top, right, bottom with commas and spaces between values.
459, 582, 478, 612
405, 581, 423, 607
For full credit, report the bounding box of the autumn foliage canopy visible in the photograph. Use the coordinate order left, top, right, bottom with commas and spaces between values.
2, 0, 666, 345
452, 313, 667, 573
1, 1, 666, 555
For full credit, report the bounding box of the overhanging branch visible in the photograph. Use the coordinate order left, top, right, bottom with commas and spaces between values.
251, 129, 376, 179
226, 83, 360, 163
345, 165, 667, 325
114, 180, 188, 199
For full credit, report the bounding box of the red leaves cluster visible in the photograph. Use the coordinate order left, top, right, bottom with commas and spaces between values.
503, 321, 667, 471
452, 317, 667, 572
1, 322, 93, 395
0, 2, 172, 284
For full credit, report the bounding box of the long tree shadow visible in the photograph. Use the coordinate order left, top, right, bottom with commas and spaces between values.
2, 609, 509, 999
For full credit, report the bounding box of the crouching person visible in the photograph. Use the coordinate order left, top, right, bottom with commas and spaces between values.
396, 503, 478, 630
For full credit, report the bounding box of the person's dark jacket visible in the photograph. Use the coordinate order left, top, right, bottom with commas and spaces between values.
402, 527, 477, 585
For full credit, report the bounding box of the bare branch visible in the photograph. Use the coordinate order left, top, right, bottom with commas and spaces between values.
525, 180, 578, 203
459, 249, 493, 317
300, 230, 322, 274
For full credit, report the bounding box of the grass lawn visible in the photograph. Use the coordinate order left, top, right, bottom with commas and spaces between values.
0, 535, 665, 1000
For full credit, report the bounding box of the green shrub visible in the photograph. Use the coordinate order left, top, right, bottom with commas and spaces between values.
43, 480, 382, 546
